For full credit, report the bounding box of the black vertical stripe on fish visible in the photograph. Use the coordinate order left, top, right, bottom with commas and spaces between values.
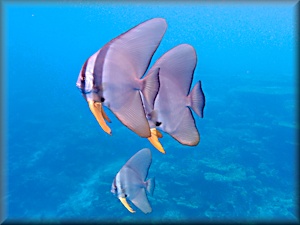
79, 58, 89, 93
93, 44, 110, 96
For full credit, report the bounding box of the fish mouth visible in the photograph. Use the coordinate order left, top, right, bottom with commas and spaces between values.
119, 197, 136, 213
148, 128, 165, 154
88, 100, 112, 135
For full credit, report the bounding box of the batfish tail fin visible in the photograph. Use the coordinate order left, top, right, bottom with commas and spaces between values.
146, 177, 155, 196
187, 81, 205, 118
141, 67, 160, 113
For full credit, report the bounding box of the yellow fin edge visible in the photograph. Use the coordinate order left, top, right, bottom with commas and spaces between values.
119, 197, 135, 213
148, 128, 165, 154
88, 100, 112, 135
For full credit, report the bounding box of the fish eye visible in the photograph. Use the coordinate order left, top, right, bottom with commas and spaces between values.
101, 97, 105, 102
124, 194, 127, 198
145, 113, 152, 120
156, 121, 162, 126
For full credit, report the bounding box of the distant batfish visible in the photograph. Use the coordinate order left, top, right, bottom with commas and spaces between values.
76, 18, 167, 137
111, 148, 155, 214
145, 44, 205, 153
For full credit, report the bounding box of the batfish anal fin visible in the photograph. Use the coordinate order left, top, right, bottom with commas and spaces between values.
148, 128, 165, 154
106, 90, 151, 138
119, 197, 136, 213
130, 188, 152, 214
187, 81, 205, 118
146, 177, 155, 196
88, 100, 112, 135
171, 107, 200, 145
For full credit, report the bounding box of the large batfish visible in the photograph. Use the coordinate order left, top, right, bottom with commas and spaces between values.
145, 44, 205, 153
76, 18, 167, 137
111, 148, 155, 214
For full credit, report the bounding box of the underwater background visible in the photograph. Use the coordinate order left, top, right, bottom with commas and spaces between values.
2, 1, 298, 223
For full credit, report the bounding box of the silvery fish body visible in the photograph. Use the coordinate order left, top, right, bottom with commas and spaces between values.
76, 18, 167, 137
144, 44, 205, 152
111, 148, 155, 214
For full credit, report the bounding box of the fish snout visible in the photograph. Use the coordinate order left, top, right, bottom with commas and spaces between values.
111, 187, 116, 195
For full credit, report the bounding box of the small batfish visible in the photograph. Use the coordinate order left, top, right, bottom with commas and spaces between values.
111, 148, 155, 214
144, 44, 205, 153
76, 18, 167, 137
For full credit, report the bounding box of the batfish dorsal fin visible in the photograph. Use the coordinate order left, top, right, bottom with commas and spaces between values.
105, 18, 167, 79
124, 148, 152, 181
148, 44, 196, 96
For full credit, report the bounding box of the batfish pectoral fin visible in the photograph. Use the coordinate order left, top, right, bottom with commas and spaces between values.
97, 102, 111, 122
119, 197, 136, 213
155, 129, 163, 138
148, 128, 165, 154
88, 100, 112, 135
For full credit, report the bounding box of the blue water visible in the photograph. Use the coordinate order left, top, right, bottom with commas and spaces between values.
3, 2, 298, 223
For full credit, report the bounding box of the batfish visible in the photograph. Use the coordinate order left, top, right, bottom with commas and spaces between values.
76, 18, 167, 137
111, 148, 155, 214
144, 44, 205, 153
